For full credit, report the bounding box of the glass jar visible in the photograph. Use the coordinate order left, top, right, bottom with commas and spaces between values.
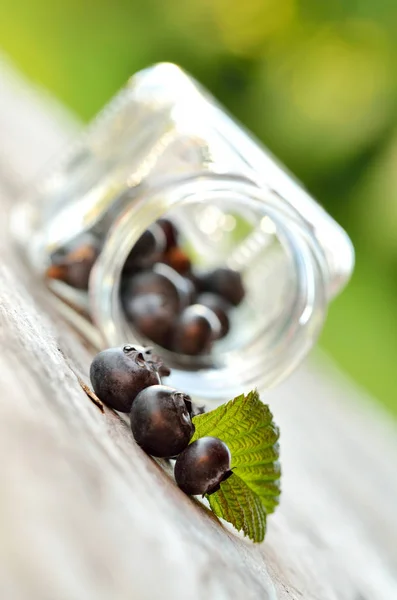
11, 63, 354, 404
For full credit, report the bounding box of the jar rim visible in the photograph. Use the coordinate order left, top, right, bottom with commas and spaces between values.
90, 173, 328, 403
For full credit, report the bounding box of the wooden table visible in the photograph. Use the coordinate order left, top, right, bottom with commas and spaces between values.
1, 54, 396, 600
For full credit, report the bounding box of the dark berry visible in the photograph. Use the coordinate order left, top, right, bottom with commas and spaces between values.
141, 346, 171, 377
172, 305, 220, 355
130, 385, 195, 457
197, 293, 230, 339
123, 224, 166, 273
191, 404, 206, 417
162, 246, 191, 275
118, 344, 171, 377
174, 437, 232, 496
121, 269, 180, 312
123, 293, 175, 346
89, 345, 160, 412
198, 268, 245, 306
157, 218, 178, 250
47, 233, 100, 290
153, 263, 194, 308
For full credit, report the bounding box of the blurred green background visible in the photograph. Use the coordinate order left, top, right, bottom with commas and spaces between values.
2, 0, 397, 415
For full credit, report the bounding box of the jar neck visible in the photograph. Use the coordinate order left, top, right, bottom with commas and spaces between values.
90, 174, 328, 404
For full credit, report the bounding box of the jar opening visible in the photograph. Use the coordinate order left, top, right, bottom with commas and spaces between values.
91, 175, 327, 404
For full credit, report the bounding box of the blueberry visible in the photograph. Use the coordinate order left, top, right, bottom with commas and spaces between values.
47, 233, 100, 290
174, 437, 232, 496
172, 305, 220, 355
189, 402, 206, 416
130, 385, 195, 457
197, 293, 230, 339
153, 263, 194, 308
123, 224, 166, 273
141, 346, 171, 378
123, 293, 175, 346
157, 218, 179, 250
198, 268, 245, 307
89, 345, 160, 412
162, 246, 191, 275
121, 269, 180, 312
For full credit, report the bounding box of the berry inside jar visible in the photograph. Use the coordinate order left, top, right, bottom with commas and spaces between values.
45, 191, 300, 396
119, 217, 245, 358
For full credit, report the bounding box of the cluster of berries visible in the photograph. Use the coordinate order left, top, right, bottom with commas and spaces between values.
120, 218, 245, 355
47, 217, 245, 356
90, 345, 232, 496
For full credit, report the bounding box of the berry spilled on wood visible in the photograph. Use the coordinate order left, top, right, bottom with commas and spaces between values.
87, 345, 281, 543
89, 345, 161, 413
130, 385, 195, 458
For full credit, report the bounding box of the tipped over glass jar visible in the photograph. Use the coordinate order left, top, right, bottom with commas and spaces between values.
11, 63, 354, 404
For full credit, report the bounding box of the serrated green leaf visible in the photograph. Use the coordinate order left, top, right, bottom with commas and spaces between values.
208, 473, 267, 543
191, 390, 281, 542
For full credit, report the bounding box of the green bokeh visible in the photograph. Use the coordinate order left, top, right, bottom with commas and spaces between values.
2, 0, 397, 415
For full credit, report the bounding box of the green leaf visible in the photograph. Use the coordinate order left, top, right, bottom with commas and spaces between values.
207, 473, 267, 542
191, 390, 280, 543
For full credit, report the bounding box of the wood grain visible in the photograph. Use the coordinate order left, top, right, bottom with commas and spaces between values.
0, 53, 396, 600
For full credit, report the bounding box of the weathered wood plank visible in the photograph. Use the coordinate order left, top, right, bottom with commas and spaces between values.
0, 53, 396, 600
0, 254, 276, 600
